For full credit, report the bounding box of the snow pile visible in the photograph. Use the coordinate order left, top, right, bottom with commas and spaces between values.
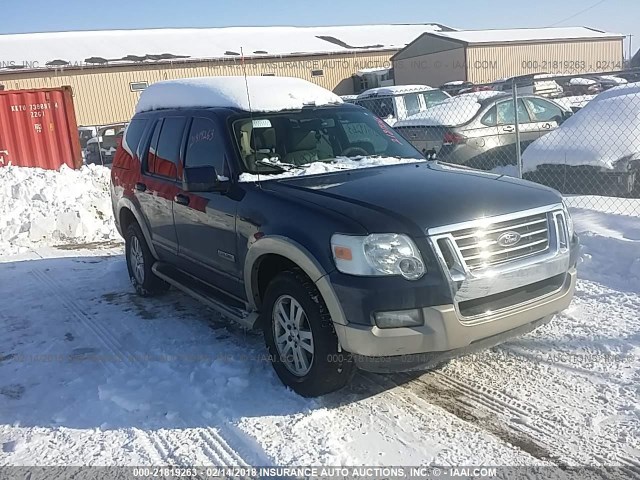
356, 85, 435, 98
523, 83, 640, 172
136, 76, 343, 114
553, 94, 595, 111
239, 156, 425, 182
394, 91, 502, 127
569, 77, 597, 85
0, 165, 118, 255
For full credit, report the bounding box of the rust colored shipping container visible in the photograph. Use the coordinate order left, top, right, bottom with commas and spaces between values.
0, 86, 82, 170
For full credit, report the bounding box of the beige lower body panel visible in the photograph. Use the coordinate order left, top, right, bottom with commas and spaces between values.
334, 268, 576, 358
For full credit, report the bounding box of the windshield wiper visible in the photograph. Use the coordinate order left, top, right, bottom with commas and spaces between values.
255, 159, 308, 173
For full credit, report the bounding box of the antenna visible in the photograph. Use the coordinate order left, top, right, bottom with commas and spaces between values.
240, 47, 261, 186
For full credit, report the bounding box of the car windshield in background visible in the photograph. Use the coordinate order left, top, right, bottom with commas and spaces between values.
233, 107, 422, 173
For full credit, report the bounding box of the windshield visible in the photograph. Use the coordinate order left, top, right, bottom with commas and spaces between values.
233, 107, 422, 174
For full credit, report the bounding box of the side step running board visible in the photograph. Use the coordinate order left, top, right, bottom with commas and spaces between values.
152, 262, 259, 330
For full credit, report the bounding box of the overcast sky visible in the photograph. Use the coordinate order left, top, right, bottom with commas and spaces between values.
1, 0, 637, 58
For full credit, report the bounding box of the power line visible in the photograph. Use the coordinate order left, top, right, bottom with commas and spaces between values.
549, 0, 607, 27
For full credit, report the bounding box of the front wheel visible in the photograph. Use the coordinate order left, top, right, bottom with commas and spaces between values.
125, 222, 170, 297
262, 269, 354, 397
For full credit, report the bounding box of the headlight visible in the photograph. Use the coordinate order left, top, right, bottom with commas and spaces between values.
331, 233, 426, 280
562, 201, 575, 239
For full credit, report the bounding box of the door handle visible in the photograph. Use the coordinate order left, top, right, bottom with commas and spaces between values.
502, 126, 515, 133
542, 123, 552, 129
134, 182, 147, 192
174, 194, 190, 206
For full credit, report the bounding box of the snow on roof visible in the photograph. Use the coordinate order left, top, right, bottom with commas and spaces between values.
427, 26, 623, 44
394, 91, 502, 127
0, 24, 449, 71
523, 82, 640, 171
357, 85, 435, 98
135, 76, 343, 114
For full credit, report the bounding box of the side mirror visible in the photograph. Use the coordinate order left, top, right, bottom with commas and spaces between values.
182, 166, 229, 193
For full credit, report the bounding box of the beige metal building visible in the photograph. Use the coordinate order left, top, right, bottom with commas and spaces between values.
0, 23, 452, 126
392, 27, 625, 87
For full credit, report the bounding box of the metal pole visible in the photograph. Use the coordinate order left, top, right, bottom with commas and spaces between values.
512, 78, 522, 179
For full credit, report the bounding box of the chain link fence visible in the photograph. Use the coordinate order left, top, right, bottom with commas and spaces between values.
352, 69, 640, 216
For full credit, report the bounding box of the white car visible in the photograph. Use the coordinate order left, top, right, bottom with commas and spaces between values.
354, 85, 450, 126
523, 82, 640, 196
493, 73, 564, 99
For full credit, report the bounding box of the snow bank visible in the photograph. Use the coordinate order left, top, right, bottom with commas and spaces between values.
356, 85, 435, 98
569, 77, 597, 85
394, 91, 502, 127
238, 156, 425, 182
553, 94, 595, 112
0, 165, 118, 255
136, 76, 343, 114
522, 83, 640, 172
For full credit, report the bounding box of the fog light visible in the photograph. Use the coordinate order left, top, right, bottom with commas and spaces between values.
397, 257, 425, 280
374, 309, 423, 329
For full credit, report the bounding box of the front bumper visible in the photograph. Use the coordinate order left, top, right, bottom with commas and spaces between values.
334, 267, 576, 372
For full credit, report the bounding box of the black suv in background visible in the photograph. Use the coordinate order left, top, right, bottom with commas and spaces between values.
110, 77, 578, 396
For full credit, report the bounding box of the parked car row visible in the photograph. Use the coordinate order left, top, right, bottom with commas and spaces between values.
78, 123, 127, 165
353, 76, 639, 196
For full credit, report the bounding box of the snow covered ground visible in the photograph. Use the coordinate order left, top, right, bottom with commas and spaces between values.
0, 166, 638, 471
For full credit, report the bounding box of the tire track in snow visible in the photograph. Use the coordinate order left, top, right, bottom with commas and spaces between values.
30, 268, 167, 464
32, 266, 259, 467
359, 371, 566, 466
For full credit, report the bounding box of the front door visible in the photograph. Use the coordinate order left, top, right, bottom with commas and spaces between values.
173, 115, 242, 296
521, 97, 566, 140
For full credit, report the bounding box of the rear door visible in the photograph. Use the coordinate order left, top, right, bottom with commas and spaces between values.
495, 98, 538, 164
136, 115, 187, 261
173, 115, 242, 293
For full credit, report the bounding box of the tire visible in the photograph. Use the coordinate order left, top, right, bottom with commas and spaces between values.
262, 269, 354, 397
125, 222, 170, 297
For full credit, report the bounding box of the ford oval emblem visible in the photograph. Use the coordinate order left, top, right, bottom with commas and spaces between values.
497, 231, 521, 247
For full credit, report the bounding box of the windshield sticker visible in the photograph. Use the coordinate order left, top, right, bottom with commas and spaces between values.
375, 118, 403, 145
252, 119, 273, 128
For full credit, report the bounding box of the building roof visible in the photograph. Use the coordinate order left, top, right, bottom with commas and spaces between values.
423, 26, 624, 45
0, 24, 452, 73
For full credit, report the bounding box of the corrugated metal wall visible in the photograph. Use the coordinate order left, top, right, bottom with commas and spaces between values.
0, 87, 82, 169
466, 39, 624, 84
393, 47, 466, 86
0, 51, 394, 126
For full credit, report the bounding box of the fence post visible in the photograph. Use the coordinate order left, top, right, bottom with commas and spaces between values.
512, 78, 523, 179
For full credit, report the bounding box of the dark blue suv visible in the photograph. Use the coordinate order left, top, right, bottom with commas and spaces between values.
110, 77, 578, 396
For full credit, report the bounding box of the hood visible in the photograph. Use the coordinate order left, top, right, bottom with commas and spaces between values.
264, 162, 562, 237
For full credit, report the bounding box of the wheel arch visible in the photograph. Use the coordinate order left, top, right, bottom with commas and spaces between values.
117, 197, 159, 259
244, 236, 348, 326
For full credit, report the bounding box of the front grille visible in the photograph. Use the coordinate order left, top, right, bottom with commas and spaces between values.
458, 273, 566, 317
451, 213, 550, 270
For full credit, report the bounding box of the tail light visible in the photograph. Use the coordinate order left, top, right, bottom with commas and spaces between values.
443, 131, 465, 146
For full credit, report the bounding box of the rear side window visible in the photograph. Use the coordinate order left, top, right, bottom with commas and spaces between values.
403, 93, 421, 116
356, 98, 395, 119
185, 117, 227, 175
495, 99, 531, 125
122, 119, 147, 157
148, 117, 187, 179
